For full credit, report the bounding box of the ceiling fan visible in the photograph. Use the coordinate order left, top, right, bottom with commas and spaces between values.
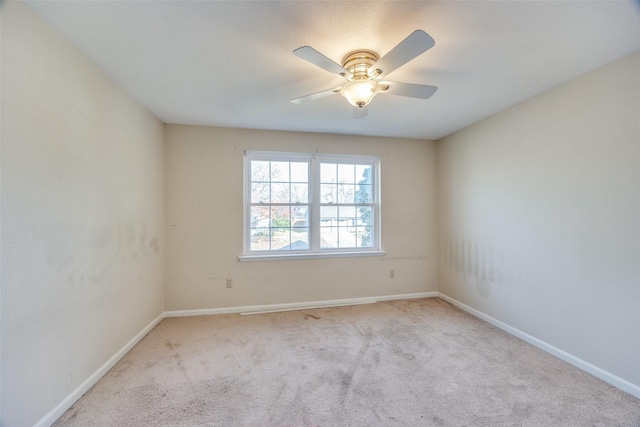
290, 30, 438, 116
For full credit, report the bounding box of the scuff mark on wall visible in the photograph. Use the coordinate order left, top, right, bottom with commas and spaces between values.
149, 237, 160, 253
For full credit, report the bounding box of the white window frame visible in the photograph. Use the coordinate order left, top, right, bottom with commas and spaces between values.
239, 150, 384, 261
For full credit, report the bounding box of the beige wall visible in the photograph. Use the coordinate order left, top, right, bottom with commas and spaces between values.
1, 3, 165, 425
165, 125, 438, 311
437, 51, 640, 388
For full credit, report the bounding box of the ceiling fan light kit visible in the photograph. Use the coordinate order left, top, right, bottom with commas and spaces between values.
340, 79, 379, 108
291, 30, 438, 114
339, 50, 381, 108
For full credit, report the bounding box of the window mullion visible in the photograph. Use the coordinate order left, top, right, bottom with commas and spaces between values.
310, 157, 321, 251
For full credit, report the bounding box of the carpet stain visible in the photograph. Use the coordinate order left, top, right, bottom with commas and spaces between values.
164, 340, 182, 349
339, 326, 373, 403
303, 313, 320, 320
250, 342, 266, 364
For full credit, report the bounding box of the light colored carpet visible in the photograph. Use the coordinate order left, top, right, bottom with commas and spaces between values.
55, 298, 640, 426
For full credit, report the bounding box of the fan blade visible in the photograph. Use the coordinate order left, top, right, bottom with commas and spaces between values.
290, 87, 341, 104
379, 81, 437, 99
353, 106, 368, 119
369, 30, 435, 78
293, 46, 353, 79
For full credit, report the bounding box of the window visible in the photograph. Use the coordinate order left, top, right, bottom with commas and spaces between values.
241, 151, 382, 260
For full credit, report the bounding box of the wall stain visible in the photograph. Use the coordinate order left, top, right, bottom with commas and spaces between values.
447, 234, 502, 298
52, 220, 162, 290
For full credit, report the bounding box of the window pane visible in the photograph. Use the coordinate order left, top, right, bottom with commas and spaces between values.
320, 206, 337, 222
291, 183, 308, 203
250, 228, 270, 251
338, 206, 356, 223
356, 164, 372, 184
271, 183, 290, 203
271, 161, 290, 182
251, 161, 270, 182
321, 163, 337, 183
338, 164, 355, 184
251, 182, 270, 203
290, 228, 309, 250
338, 227, 357, 248
290, 162, 308, 183
321, 183, 336, 204
291, 206, 309, 227
357, 227, 373, 247
355, 184, 372, 203
250, 206, 270, 228
271, 227, 291, 251
270, 206, 290, 227
320, 227, 338, 249
356, 206, 372, 226
337, 184, 355, 203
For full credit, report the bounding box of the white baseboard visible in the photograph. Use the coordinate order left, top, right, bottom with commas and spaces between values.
165, 291, 438, 317
376, 291, 438, 301
437, 293, 640, 399
33, 313, 165, 427
164, 298, 375, 317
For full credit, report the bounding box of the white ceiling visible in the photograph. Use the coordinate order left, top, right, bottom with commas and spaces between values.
26, 1, 640, 140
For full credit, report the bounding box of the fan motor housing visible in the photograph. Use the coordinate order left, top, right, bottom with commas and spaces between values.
342, 50, 379, 79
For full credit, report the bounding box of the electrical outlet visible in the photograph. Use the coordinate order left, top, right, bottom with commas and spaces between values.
389, 269, 395, 279
226, 278, 232, 288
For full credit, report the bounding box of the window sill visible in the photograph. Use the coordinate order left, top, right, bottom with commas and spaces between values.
238, 250, 386, 262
